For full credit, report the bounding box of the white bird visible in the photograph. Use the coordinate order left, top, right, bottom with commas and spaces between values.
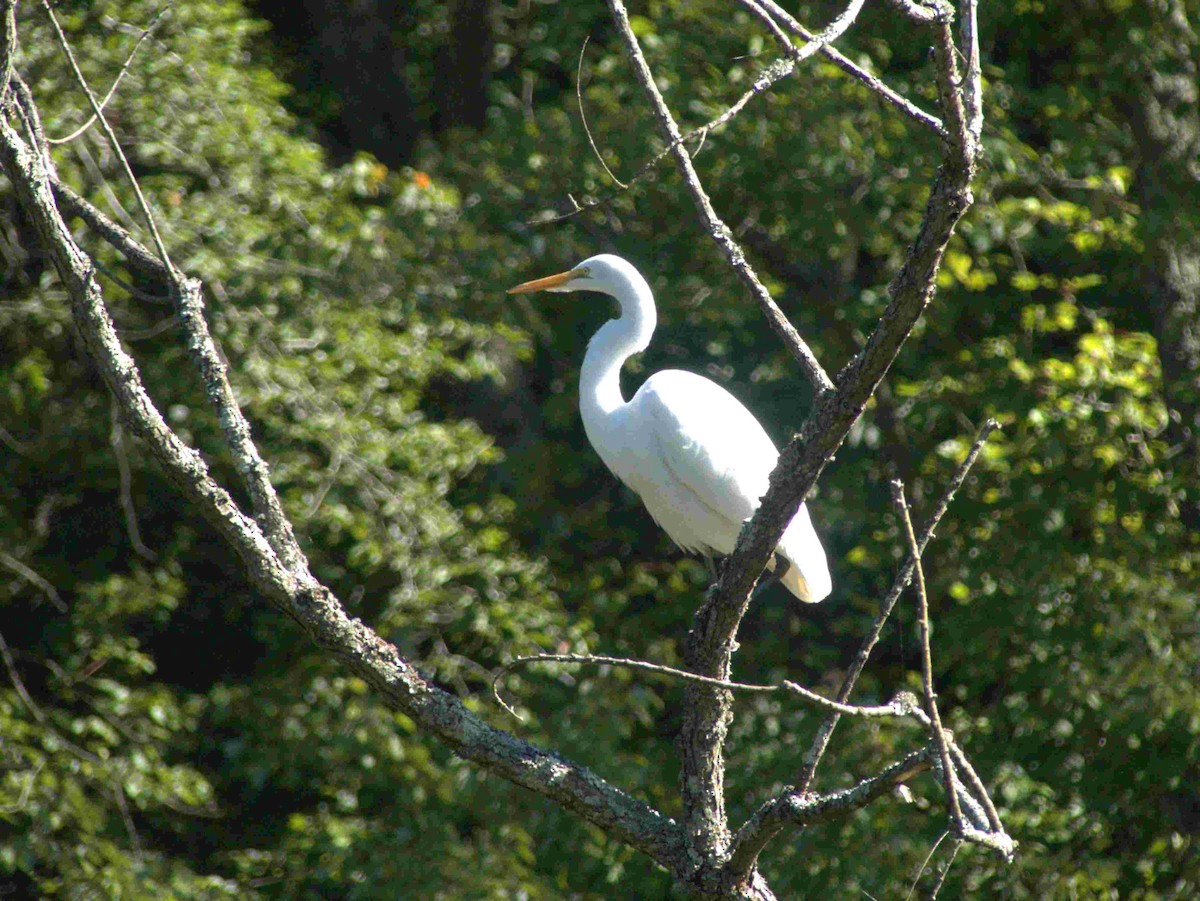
508, 254, 831, 603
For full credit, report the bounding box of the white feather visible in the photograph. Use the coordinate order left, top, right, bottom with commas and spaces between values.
510, 253, 832, 603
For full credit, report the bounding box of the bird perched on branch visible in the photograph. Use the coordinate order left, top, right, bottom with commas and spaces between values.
508, 254, 831, 603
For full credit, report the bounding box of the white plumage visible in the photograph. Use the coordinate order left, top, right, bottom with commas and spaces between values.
508, 253, 831, 603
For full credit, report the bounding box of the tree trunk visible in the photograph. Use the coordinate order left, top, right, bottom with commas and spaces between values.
1125, 0, 1200, 528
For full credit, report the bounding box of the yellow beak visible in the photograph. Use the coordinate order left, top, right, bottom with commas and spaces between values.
506, 268, 580, 294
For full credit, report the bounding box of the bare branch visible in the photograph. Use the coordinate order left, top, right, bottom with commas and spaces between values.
892, 478, 963, 830
0, 628, 46, 724
41, 0, 175, 273
604, 0, 833, 397
540, 55, 796, 225
905, 830, 952, 901
926, 837, 963, 900
111, 398, 157, 560
739, 0, 947, 138
959, 0, 983, 141
0, 551, 67, 612
491, 651, 909, 720
0, 0, 15, 109
741, 0, 866, 67
53, 177, 170, 281
0, 86, 688, 875
883, 0, 943, 23
38, 89, 307, 572
729, 746, 934, 873
576, 36, 626, 189
948, 738, 1006, 836
798, 419, 998, 791
47, 6, 168, 145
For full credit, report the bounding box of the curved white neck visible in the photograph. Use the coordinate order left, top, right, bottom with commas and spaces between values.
579, 271, 657, 434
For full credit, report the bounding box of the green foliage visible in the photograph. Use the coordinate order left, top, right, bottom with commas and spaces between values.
2, 0, 1198, 898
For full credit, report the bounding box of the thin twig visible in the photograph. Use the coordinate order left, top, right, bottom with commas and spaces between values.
576, 36, 626, 188
111, 398, 157, 559
797, 418, 998, 792
0, 628, 45, 723
0, 552, 67, 612
491, 651, 906, 721
905, 830, 951, 901
926, 837, 963, 900
540, 55, 796, 225
0, 761, 43, 814
11, 74, 50, 168
605, 0, 832, 394
112, 780, 143, 859
743, 0, 867, 67
737, 0, 947, 138
729, 745, 935, 873
41, 0, 175, 273
48, 6, 168, 145
892, 478, 963, 830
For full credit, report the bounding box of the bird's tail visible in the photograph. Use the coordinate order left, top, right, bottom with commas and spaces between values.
769, 552, 831, 604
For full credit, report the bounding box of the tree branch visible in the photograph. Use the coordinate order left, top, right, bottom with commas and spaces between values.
492, 651, 911, 721
0, 0, 15, 110
47, 6, 167, 145
0, 83, 688, 875
739, 0, 947, 138
798, 418, 997, 791
892, 478, 963, 830
729, 745, 934, 873
604, 0, 832, 398
40, 3, 308, 573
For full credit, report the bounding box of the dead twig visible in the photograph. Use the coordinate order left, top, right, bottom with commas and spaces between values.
576, 36, 626, 189
48, 6, 168, 145
491, 651, 910, 721
892, 478, 963, 830
798, 418, 998, 792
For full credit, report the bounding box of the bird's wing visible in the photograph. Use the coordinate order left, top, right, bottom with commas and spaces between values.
632, 369, 779, 526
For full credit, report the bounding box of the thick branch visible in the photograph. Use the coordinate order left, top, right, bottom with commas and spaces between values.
0, 91, 687, 875
54, 164, 303, 571
605, 0, 831, 864
0, 0, 15, 109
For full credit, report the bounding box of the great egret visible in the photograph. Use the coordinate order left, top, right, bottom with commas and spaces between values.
508, 254, 831, 603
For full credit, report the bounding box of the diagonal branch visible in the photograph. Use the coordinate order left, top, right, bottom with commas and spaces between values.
604, 0, 832, 397
892, 478, 963, 830
0, 83, 688, 875
739, 0, 947, 137
47, 6, 167, 145
42, 0, 174, 273
797, 418, 997, 792
729, 745, 934, 874
606, 0, 983, 874
40, 4, 307, 573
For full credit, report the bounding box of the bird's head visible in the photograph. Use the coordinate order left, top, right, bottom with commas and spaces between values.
506, 254, 641, 297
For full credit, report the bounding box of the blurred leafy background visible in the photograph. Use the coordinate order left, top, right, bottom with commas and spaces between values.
1, 0, 1197, 897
